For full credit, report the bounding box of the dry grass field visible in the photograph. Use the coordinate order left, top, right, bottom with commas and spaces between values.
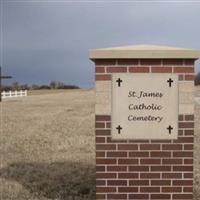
0, 89, 95, 200
0, 88, 200, 200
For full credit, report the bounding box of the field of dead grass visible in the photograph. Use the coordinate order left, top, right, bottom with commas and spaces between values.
0, 88, 199, 200
0, 89, 95, 200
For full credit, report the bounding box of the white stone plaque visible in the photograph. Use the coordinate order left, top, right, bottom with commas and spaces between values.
111, 73, 178, 140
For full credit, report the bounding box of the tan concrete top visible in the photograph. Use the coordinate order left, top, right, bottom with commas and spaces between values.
89, 44, 200, 59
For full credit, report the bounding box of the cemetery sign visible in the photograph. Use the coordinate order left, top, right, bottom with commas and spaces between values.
112, 73, 178, 139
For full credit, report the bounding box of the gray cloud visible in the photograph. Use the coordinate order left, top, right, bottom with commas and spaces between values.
2, 1, 200, 87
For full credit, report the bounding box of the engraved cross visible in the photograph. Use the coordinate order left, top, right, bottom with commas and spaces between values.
116, 125, 122, 134
167, 78, 173, 87
167, 125, 173, 134
116, 78, 123, 87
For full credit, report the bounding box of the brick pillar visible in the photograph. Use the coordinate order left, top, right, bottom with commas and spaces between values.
90, 45, 199, 200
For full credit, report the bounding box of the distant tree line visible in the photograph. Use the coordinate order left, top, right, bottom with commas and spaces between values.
1, 81, 80, 91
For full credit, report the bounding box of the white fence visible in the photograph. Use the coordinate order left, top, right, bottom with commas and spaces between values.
1, 90, 27, 99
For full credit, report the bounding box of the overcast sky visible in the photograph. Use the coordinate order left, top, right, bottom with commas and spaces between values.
1, 0, 200, 88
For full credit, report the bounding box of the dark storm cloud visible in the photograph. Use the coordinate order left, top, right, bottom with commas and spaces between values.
1, 1, 200, 87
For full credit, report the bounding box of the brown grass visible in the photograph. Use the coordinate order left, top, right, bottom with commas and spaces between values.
0, 89, 95, 200
0, 88, 200, 200
27, 89, 88, 96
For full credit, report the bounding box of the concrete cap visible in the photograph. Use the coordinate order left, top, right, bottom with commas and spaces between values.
89, 44, 200, 59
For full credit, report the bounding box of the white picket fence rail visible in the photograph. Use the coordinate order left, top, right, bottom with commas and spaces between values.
1, 90, 27, 98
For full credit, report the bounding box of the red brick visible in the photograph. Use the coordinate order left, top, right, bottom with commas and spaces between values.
174, 137, 194, 143
118, 59, 139, 65
183, 186, 193, 192
118, 173, 138, 179
179, 74, 184, 80
151, 67, 172, 73
173, 166, 193, 171
140, 144, 160, 150
174, 67, 194, 73
185, 115, 194, 121
178, 115, 184, 121
96, 152, 105, 158
118, 144, 138, 150
95, 59, 116, 65
140, 59, 161, 65
162, 173, 182, 179
107, 151, 127, 157
173, 151, 193, 157
96, 187, 116, 193
96, 137, 105, 143
118, 187, 138, 193
107, 180, 127, 186
96, 180, 106, 185
184, 173, 193, 178
184, 159, 193, 164
129, 194, 149, 199
96, 173, 116, 179
107, 165, 127, 172
151, 194, 171, 199
107, 194, 127, 199
96, 144, 116, 150
106, 66, 127, 73
118, 158, 138, 165
129, 151, 149, 157
184, 144, 193, 150
150, 151, 171, 157
96, 165, 105, 172
179, 122, 194, 128
140, 187, 160, 193
163, 159, 182, 165
173, 194, 193, 199
151, 139, 171, 143
96, 159, 116, 165
178, 129, 183, 136
184, 59, 195, 66
129, 166, 149, 172
172, 180, 193, 186
140, 159, 161, 165
129, 67, 149, 73
151, 166, 171, 171
163, 59, 183, 65
184, 129, 194, 136
106, 122, 111, 128
96, 194, 106, 199
151, 180, 171, 185
140, 173, 160, 179
96, 74, 111, 81
96, 115, 111, 121
107, 137, 127, 143
162, 186, 182, 193
130, 180, 149, 186
95, 122, 105, 128
95, 67, 105, 73
96, 129, 111, 136
129, 139, 150, 143
162, 144, 182, 150
185, 74, 195, 80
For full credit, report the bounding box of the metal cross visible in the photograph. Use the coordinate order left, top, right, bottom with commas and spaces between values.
0, 66, 12, 102
167, 125, 173, 134
167, 78, 173, 87
116, 78, 123, 87
116, 125, 122, 134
